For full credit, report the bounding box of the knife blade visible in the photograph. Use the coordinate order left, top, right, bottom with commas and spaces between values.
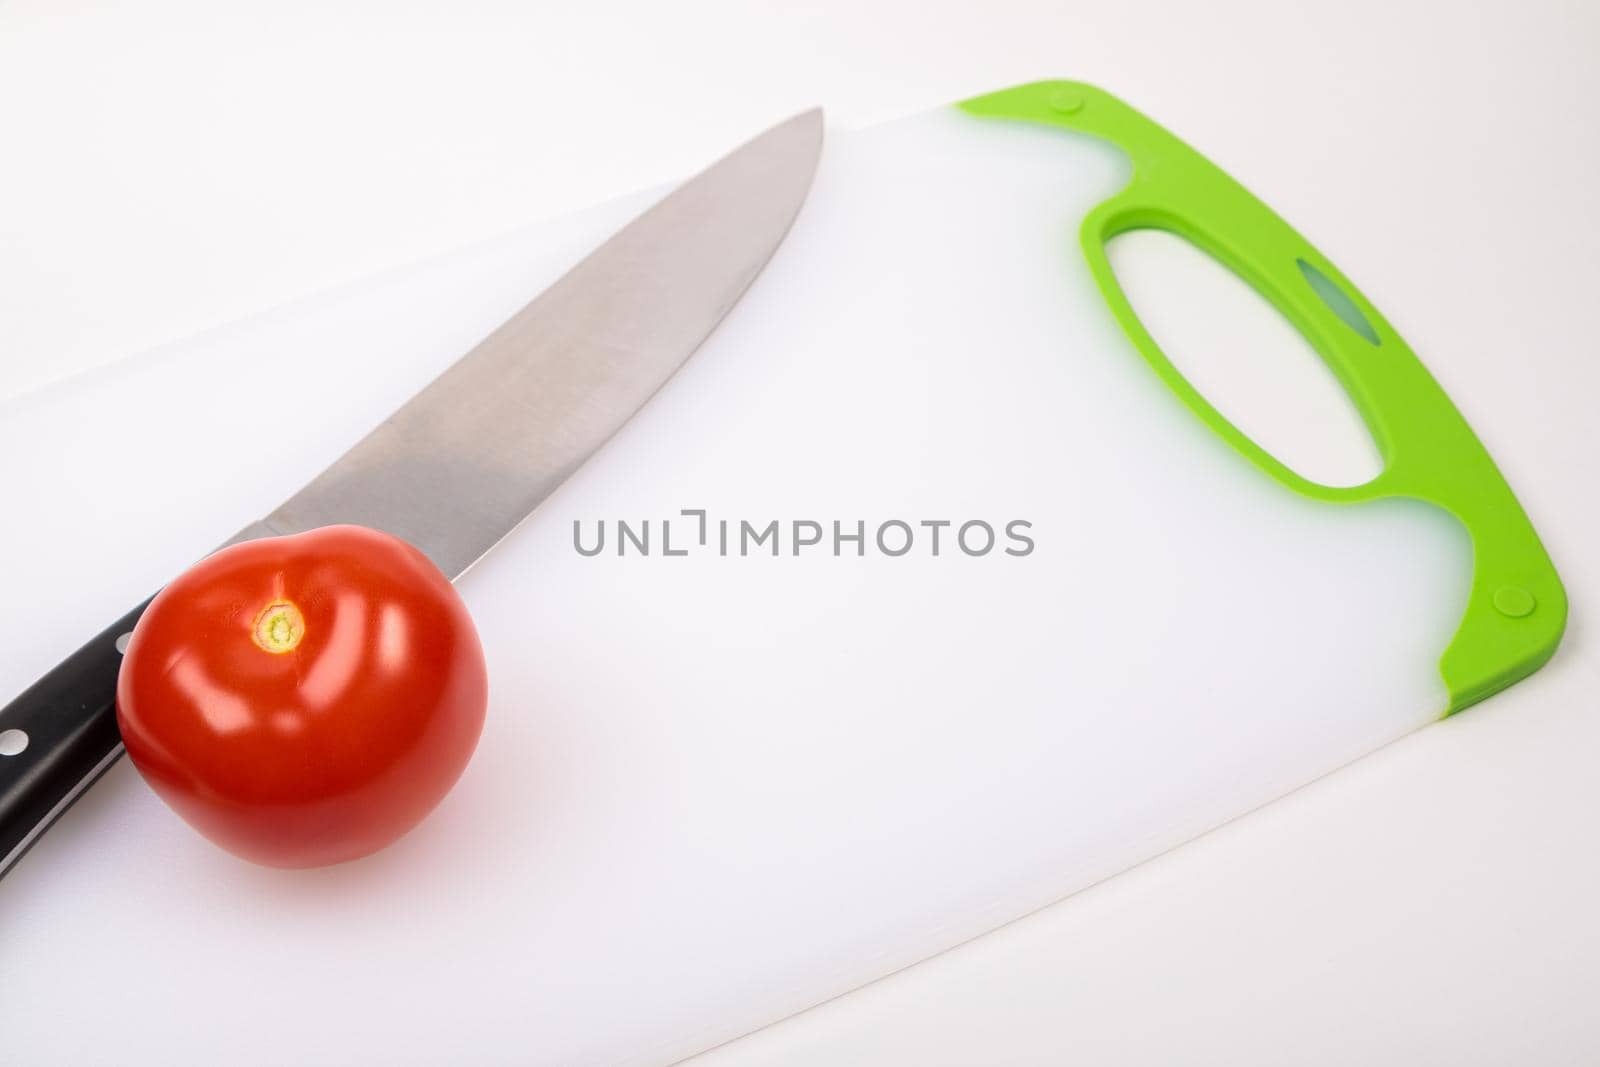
0, 108, 824, 879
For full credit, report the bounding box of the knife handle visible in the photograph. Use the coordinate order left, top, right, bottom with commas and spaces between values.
0, 599, 152, 878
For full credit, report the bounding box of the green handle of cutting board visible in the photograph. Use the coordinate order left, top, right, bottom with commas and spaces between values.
960, 80, 1566, 714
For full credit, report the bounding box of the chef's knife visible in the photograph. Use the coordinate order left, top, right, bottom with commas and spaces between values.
0, 109, 824, 879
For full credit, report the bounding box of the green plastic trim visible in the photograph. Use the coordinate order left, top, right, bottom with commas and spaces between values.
959, 80, 1566, 715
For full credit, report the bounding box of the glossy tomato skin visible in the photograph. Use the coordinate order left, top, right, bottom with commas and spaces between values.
116, 525, 487, 868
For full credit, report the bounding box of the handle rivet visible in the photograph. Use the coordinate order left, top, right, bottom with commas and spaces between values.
0, 729, 28, 757
115, 632, 132, 654
1492, 586, 1536, 618
1048, 90, 1085, 115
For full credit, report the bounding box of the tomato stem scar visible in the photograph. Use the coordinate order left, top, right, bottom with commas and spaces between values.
252, 600, 305, 654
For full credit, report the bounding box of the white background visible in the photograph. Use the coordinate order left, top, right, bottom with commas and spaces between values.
2, 1, 1597, 1064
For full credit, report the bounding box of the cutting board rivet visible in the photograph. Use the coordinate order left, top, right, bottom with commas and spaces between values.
1048, 90, 1086, 115
1492, 586, 1536, 618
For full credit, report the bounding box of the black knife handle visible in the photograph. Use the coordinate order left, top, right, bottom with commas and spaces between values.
0, 599, 153, 878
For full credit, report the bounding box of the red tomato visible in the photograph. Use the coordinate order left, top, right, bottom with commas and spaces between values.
116, 525, 488, 868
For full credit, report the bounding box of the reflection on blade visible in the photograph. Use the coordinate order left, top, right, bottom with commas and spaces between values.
261, 109, 825, 579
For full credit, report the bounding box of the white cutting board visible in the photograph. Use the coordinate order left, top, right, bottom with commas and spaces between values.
0, 101, 1483, 1064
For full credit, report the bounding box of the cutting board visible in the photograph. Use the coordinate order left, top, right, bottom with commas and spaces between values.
0, 82, 1565, 1065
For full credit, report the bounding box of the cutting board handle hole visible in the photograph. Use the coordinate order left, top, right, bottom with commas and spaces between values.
1107, 230, 1382, 488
